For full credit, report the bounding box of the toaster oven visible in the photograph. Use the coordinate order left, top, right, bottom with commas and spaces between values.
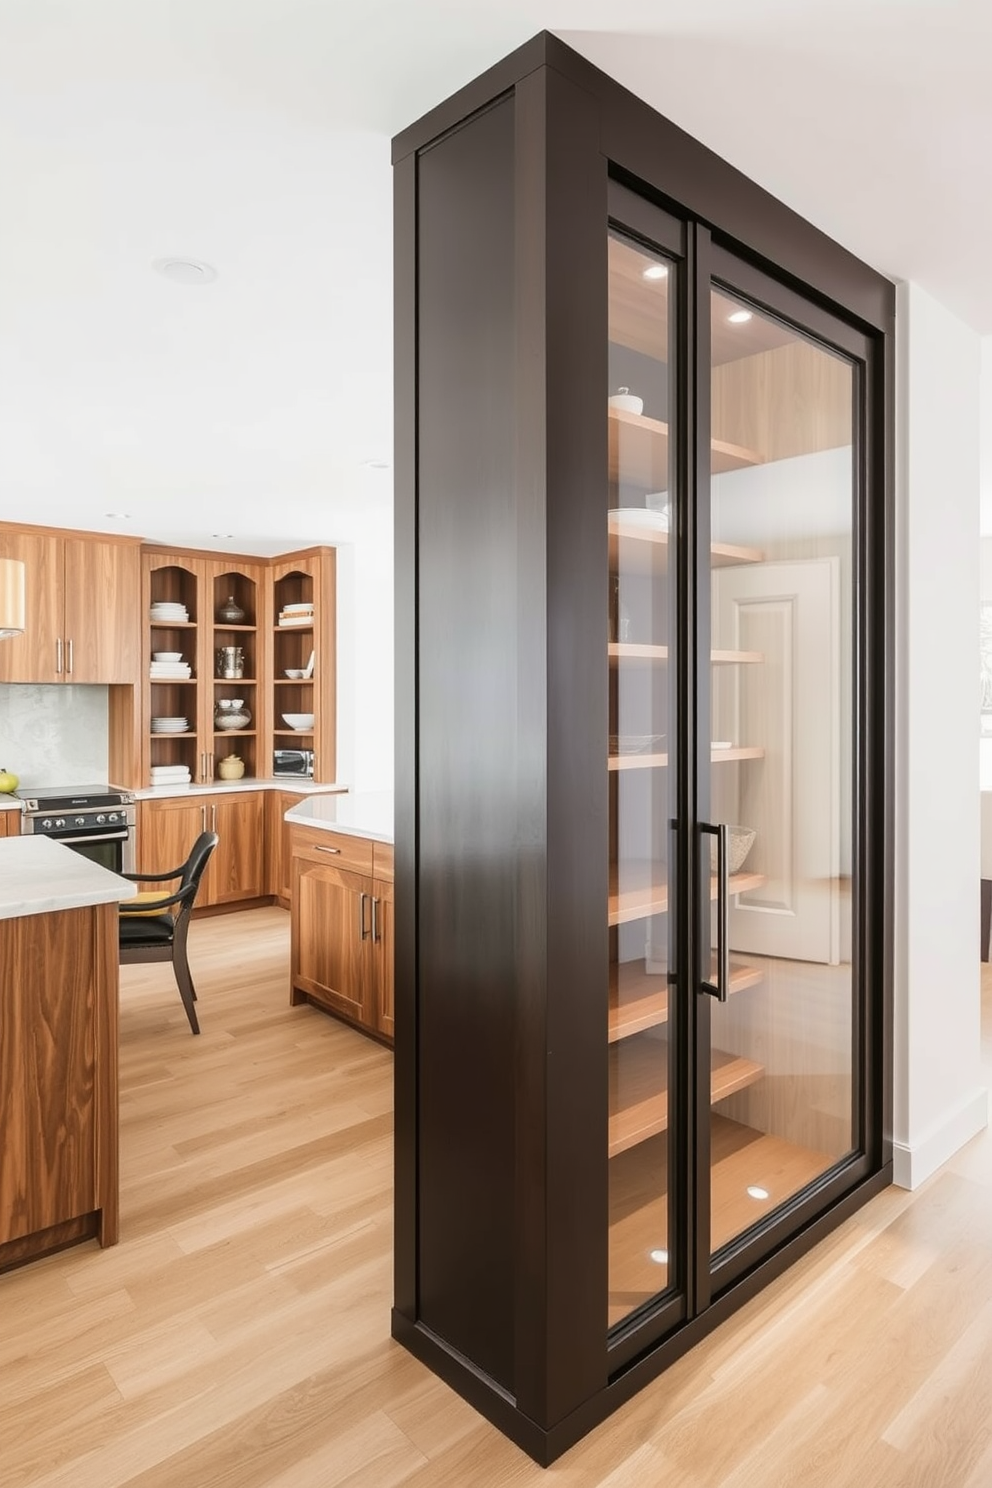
273, 749, 314, 777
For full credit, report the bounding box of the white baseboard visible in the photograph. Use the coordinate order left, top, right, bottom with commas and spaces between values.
892, 1086, 989, 1189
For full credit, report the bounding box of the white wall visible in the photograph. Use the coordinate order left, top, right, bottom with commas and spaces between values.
894, 281, 987, 1186
326, 515, 393, 795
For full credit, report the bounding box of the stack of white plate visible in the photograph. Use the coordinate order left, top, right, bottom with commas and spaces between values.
150, 601, 190, 622
278, 601, 314, 627
151, 716, 189, 733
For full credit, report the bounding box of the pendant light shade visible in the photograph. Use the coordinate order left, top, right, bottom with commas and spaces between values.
0, 558, 25, 638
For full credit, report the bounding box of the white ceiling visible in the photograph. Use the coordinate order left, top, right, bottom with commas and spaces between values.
1, 0, 990, 554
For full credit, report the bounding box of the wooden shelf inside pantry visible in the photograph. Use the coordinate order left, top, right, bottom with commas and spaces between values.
607, 1119, 834, 1327
608, 406, 762, 488
609, 867, 765, 926
609, 959, 763, 1042
608, 744, 765, 771
609, 512, 764, 573
609, 1037, 763, 1157
609, 643, 763, 664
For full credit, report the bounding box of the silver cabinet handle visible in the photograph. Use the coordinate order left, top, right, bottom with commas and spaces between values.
371, 896, 379, 943
700, 822, 729, 1002
67, 638, 73, 674
201, 804, 207, 832
316, 845, 340, 855
359, 891, 368, 941
211, 803, 217, 831
56, 637, 63, 674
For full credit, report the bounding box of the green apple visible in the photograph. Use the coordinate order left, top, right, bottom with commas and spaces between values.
0, 767, 19, 794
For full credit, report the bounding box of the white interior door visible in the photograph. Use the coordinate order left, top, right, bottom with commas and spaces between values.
712, 556, 841, 965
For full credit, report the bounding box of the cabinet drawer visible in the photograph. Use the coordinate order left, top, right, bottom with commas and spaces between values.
290, 824, 374, 875
373, 842, 394, 882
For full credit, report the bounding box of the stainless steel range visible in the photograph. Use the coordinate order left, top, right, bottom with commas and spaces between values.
16, 784, 137, 875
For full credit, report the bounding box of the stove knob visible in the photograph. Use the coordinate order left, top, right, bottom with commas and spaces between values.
75, 815, 86, 827
55, 817, 66, 829
108, 812, 119, 824
96, 814, 107, 825
41, 817, 53, 830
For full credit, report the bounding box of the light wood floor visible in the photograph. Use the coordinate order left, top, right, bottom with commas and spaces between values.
2, 910, 991, 1486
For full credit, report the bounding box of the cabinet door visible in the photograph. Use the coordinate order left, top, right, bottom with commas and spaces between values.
372, 875, 394, 1039
291, 858, 373, 1026
701, 253, 864, 1294
137, 797, 205, 878
0, 527, 61, 682
207, 792, 265, 905
63, 538, 140, 684
267, 789, 306, 902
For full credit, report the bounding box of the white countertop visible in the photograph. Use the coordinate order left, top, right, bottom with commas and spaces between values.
135, 777, 349, 800
285, 790, 393, 844
0, 795, 21, 813
0, 835, 137, 921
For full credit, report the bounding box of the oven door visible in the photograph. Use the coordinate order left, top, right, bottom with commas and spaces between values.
35, 828, 136, 876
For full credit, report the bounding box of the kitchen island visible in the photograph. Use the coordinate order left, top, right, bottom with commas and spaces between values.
0, 836, 135, 1271
285, 792, 394, 1042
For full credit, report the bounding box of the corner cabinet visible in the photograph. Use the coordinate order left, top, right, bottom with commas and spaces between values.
393, 33, 893, 1466
269, 547, 337, 784
0, 525, 140, 684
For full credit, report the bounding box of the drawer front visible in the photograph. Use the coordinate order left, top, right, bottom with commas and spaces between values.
373, 842, 394, 883
290, 824, 374, 875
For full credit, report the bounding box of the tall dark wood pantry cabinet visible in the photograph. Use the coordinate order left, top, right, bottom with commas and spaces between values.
393, 33, 894, 1465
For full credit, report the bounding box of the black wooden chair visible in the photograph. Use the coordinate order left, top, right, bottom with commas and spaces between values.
118, 831, 219, 1034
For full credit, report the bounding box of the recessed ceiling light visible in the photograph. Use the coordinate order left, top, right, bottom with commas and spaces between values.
153, 257, 218, 286
642, 264, 668, 281
648, 1248, 669, 1264
362, 459, 391, 470
746, 1185, 770, 1200
728, 309, 753, 324
212, 533, 235, 539
104, 511, 131, 519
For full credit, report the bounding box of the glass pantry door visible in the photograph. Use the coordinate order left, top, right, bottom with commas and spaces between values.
702, 263, 861, 1279
607, 225, 682, 1333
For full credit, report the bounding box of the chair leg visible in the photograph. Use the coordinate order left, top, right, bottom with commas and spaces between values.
173, 953, 201, 1035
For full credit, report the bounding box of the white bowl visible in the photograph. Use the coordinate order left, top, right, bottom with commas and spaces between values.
709, 826, 756, 875
608, 387, 644, 415
284, 668, 307, 679
282, 712, 314, 731
152, 651, 183, 662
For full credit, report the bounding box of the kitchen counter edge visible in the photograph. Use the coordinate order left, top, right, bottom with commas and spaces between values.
0, 836, 136, 921
284, 790, 393, 844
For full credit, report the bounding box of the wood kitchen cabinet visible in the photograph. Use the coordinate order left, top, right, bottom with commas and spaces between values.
0, 524, 140, 684
269, 548, 336, 783
141, 549, 268, 788
289, 824, 393, 1043
0, 810, 20, 837
137, 790, 265, 908
266, 789, 307, 905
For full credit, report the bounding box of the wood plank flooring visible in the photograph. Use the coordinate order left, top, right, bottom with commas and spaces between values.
1, 910, 991, 1485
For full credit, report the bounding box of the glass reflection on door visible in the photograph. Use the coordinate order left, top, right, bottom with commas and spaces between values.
607, 231, 678, 1327
707, 288, 855, 1257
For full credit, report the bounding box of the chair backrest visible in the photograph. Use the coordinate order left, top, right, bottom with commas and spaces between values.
179, 831, 219, 907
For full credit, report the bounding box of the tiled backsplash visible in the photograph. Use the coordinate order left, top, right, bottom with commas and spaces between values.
0, 684, 109, 787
